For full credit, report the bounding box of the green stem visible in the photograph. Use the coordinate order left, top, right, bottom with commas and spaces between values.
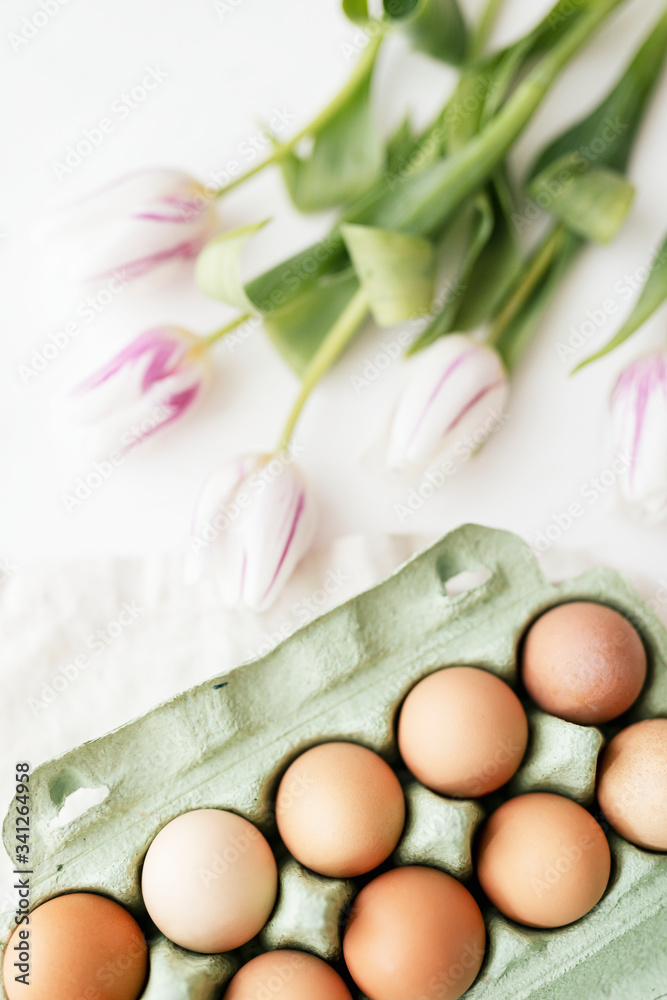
277, 287, 369, 452
488, 224, 565, 346
361, 0, 626, 236
203, 312, 253, 347
213, 31, 385, 199
469, 0, 505, 61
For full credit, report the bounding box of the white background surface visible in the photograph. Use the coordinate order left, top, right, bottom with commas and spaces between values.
1, 0, 667, 939
2, 0, 667, 583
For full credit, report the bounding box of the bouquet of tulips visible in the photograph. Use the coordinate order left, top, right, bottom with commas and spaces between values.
42, 0, 667, 610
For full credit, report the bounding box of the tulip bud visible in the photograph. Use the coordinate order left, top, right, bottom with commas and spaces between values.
62, 325, 209, 456
611, 349, 667, 521
385, 335, 509, 473
37, 169, 217, 284
187, 452, 317, 613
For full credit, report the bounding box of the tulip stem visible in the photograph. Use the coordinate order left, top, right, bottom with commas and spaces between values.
204, 312, 254, 347
277, 287, 369, 452
212, 32, 384, 200
488, 223, 566, 347
469, 0, 505, 61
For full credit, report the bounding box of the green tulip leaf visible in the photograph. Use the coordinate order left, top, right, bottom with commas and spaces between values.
264, 270, 360, 375
384, 0, 468, 66
195, 221, 270, 311
529, 155, 635, 244
341, 223, 436, 325
342, 0, 370, 22
278, 44, 383, 213
530, 8, 667, 179
574, 234, 667, 372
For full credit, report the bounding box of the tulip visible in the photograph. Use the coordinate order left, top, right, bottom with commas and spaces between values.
187, 452, 317, 613
610, 349, 667, 521
385, 334, 509, 473
38, 169, 217, 284
64, 325, 209, 456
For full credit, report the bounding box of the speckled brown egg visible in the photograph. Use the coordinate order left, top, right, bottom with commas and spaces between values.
224, 949, 352, 1000
343, 866, 485, 1000
398, 666, 528, 797
521, 602, 646, 725
597, 718, 667, 850
276, 742, 405, 877
477, 792, 610, 928
2, 892, 148, 1000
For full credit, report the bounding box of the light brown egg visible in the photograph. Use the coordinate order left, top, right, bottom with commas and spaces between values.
141, 808, 277, 953
597, 718, 667, 850
2, 892, 147, 1000
343, 866, 485, 1000
521, 601, 646, 725
276, 742, 405, 878
477, 792, 610, 928
398, 667, 528, 797
224, 949, 352, 1000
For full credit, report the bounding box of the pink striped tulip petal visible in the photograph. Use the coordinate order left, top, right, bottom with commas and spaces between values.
37, 169, 217, 284
386, 335, 509, 473
63, 325, 209, 456
187, 453, 317, 613
611, 350, 667, 521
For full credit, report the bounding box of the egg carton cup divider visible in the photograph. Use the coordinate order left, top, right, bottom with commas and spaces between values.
3, 525, 667, 1000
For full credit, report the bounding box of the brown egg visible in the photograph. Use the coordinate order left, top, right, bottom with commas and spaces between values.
521, 601, 646, 725
141, 808, 277, 952
477, 792, 610, 928
343, 866, 485, 1000
597, 718, 667, 850
2, 892, 147, 1000
398, 667, 528, 797
276, 742, 405, 878
224, 949, 352, 1000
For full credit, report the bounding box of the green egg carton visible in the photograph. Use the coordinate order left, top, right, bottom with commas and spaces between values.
2, 524, 667, 1000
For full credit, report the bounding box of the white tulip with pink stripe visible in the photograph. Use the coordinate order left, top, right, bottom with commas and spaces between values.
611, 349, 667, 522
38, 169, 217, 284
187, 453, 317, 613
63, 325, 209, 457
386, 334, 509, 473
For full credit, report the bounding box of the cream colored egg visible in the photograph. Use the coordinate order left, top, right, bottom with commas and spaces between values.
141, 808, 277, 952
